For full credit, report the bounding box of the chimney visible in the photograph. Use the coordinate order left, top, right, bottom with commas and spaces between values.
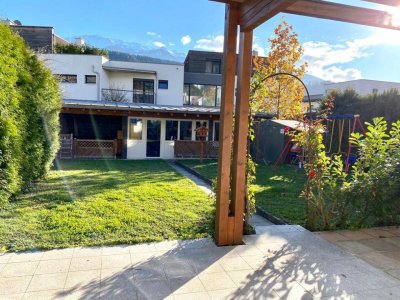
75, 37, 85, 46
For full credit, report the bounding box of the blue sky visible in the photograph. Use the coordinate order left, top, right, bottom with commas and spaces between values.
1, 0, 400, 83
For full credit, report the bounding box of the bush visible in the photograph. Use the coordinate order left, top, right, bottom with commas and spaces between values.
0, 24, 61, 204
294, 117, 400, 231
55, 44, 109, 57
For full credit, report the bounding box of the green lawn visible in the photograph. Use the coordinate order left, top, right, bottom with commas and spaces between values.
178, 159, 306, 225
0, 160, 214, 252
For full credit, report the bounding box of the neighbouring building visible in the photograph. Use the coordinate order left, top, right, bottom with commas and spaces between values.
325, 79, 400, 96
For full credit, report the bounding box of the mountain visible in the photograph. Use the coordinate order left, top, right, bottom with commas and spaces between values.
72, 35, 186, 63
108, 51, 180, 64
303, 74, 330, 95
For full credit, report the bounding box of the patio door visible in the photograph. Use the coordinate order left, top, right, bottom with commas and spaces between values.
146, 120, 161, 157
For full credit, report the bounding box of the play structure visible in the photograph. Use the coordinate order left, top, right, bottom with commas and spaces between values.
252, 114, 366, 172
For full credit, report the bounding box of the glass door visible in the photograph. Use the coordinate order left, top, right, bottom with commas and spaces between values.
146, 120, 161, 157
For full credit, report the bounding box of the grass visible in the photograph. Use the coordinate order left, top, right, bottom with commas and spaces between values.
0, 160, 214, 252
178, 159, 307, 226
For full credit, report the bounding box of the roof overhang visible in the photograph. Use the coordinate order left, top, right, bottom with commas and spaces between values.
102, 66, 157, 74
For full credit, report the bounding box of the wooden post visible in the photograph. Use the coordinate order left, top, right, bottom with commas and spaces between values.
215, 3, 238, 246
231, 29, 253, 244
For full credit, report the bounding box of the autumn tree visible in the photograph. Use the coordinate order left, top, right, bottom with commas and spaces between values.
251, 20, 307, 120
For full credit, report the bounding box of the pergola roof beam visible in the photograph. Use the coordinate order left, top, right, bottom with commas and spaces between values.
284, 0, 400, 31
363, 0, 400, 6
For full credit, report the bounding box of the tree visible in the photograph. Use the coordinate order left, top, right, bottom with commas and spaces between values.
251, 20, 307, 120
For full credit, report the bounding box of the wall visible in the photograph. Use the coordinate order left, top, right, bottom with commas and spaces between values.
325, 79, 400, 96
42, 54, 104, 101
103, 61, 184, 106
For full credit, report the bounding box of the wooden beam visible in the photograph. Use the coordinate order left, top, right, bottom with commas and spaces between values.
239, 0, 296, 31
230, 29, 253, 245
363, 0, 400, 6
215, 3, 239, 246
285, 0, 400, 31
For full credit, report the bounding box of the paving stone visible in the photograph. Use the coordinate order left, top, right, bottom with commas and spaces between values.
0, 253, 12, 264
27, 273, 68, 292
65, 269, 101, 289
169, 276, 206, 294
128, 243, 157, 254
69, 256, 101, 272
233, 245, 263, 257
335, 240, 375, 254
387, 237, 400, 248
73, 246, 103, 258
218, 256, 252, 272
359, 238, 400, 252
135, 278, 172, 299
360, 228, 396, 238
0, 261, 38, 277
0, 276, 32, 295
386, 269, 400, 280
40, 248, 74, 260
101, 245, 130, 256
336, 230, 375, 241
23, 289, 64, 299
198, 272, 237, 291
384, 227, 400, 237
382, 250, 400, 262
174, 291, 211, 300
35, 258, 71, 275
101, 254, 132, 270
208, 287, 243, 300
8, 251, 43, 263
164, 260, 196, 278
314, 232, 349, 243
357, 251, 400, 270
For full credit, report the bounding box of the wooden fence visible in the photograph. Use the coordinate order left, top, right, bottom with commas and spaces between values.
174, 141, 219, 158
73, 139, 117, 159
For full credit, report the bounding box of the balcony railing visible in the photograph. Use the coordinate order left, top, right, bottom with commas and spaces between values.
101, 88, 154, 104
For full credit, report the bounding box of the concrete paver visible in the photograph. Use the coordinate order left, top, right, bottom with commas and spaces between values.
0, 225, 400, 299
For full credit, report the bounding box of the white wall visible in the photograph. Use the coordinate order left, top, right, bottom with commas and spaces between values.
103, 61, 184, 106
325, 79, 400, 96
126, 117, 209, 159
41, 54, 105, 101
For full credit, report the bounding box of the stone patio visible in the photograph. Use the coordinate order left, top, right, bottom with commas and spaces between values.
316, 226, 400, 283
1, 224, 400, 299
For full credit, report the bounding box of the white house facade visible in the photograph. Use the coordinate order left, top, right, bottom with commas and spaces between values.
41, 53, 221, 160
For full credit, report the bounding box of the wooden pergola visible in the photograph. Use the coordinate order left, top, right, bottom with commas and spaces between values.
211, 0, 400, 246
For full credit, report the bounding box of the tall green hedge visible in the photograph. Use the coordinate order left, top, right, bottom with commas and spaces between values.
0, 25, 61, 205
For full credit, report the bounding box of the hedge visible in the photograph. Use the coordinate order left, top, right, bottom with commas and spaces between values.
0, 24, 61, 205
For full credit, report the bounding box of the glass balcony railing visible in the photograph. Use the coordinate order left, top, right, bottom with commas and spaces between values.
101, 88, 154, 104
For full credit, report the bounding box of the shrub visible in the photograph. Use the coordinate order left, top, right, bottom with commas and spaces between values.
294, 117, 400, 231
0, 24, 61, 204
55, 44, 109, 57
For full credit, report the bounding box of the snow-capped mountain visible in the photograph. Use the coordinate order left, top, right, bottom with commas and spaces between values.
69, 35, 186, 63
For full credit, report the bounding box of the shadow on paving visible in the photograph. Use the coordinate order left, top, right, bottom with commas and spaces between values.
51, 226, 400, 299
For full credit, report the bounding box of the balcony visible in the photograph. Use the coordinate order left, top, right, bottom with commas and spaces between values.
101, 88, 154, 104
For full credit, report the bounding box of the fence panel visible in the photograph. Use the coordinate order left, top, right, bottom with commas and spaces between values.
174, 141, 219, 158
74, 139, 116, 159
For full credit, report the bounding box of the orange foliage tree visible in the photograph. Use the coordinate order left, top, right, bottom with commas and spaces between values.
251, 20, 307, 120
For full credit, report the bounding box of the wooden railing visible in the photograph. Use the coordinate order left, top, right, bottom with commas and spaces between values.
174, 141, 219, 158
73, 139, 117, 159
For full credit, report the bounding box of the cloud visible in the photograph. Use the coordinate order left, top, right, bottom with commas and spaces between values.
252, 43, 265, 56
181, 35, 192, 45
169, 42, 176, 46
153, 41, 166, 48
302, 31, 400, 82
194, 35, 224, 52
147, 32, 161, 38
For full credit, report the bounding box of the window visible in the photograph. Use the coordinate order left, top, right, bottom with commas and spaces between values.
214, 122, 220, 141
129, 118, 143, 140
85, 75, 96, 84
205, 60, 221, 74
132, 79, 154, 103
158, 80, 168, 89
55, 74, 77, 83
179, 121, 192, 140
183, 84, 221, 107
165, 120, 178, 140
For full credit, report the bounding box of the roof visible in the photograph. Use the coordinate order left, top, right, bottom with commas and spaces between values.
62, 99, 220, 115
271, 119, 307, 130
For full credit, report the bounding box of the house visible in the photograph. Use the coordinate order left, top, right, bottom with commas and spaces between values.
42, 51, 222, 159
325, 79, 400, 96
